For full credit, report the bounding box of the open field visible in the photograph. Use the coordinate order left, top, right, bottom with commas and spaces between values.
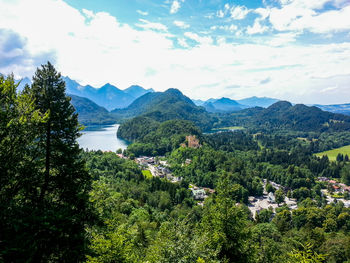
142, 170, 153, 179
314, 145, 350, 161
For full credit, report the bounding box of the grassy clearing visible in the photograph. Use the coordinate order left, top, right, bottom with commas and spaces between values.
331, 193, 344, 198
314, 145, 350, 161
142, 170, 153, 179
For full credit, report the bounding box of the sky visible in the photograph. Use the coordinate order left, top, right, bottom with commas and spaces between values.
0, 0, 349, 104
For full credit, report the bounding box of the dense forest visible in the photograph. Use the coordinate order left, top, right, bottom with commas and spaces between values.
1, 63, 350, 262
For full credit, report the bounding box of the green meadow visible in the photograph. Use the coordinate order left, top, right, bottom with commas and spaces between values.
142, 170, 153, 179
315, 145, 350, 161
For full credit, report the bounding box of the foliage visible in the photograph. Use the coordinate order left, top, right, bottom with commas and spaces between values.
288, 243, 327, 263
3, 66, 350, 262
123, 119, 202, 156
0, 64, 93, 262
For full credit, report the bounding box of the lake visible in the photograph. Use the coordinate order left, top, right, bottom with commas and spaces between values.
78, 124, 129, 151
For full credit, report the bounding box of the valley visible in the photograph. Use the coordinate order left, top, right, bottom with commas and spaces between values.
4, 62, 350, 263
3, 0, 350, 261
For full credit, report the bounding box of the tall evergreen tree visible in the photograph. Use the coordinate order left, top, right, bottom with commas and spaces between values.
0, 63, 93, 262
27, 62, 93, 262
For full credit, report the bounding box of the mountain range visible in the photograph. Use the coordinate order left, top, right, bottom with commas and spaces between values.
193, 96, 280, 110
63, 77, 154, 110
315, 103, 350, 116
202, 97, 248, 113
10, 76, 350, 120
226, 101, 350, 132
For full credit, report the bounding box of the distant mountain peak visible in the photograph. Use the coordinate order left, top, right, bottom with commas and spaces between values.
215, 97, 240, 105
124, 85, 154, 99
237, 96, 279, 108
203, 96, 245, 113
100, 83, 119, 90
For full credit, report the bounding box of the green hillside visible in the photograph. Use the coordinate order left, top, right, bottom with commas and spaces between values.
315, 145, 350, 161
115, 88, 216, 132
224, 101, 350, 132
69, 94, 117, 125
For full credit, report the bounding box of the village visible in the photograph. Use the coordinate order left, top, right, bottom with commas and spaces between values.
118, 150, 350, 218
318, 177, 350, 207
116, 134, 350, 219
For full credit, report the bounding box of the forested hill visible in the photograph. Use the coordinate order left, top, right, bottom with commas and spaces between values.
226, 100, 350, 132
69, 94, 117, 125
113, 88, 216, 131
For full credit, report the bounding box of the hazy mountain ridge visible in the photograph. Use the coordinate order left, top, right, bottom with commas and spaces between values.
8, 75, 350, 124
193, 96, 280, 109
227, 101, 350, 132
203, 97, 248, 113
124, 85, 154, 98
315, 103, 350, 116
63, 77, 153, 110
236, 96, 279, 108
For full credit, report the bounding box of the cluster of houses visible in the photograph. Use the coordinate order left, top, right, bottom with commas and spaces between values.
135, 156, 157, 166
248, 180, 298, 218
318, 177, 350, 193
190, 185, 215, 201
135, 156, 182, 183
116, 153, 128, 159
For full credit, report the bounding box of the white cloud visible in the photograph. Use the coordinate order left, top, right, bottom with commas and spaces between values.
268, 0, 350, 33
247, 20, 269, 35
184, 32, 213, 45
216, 36, 226, 45
177, 38, 189, 48
173, 20, 190, 29
230, 5, 250, 20
82, 9, 94, 19
217, 9, 225, 18
217, 4, 250, 20
268, 32, 299, 46
290, 5, 350, 33
218, 24, 238, 32
254, 8, 270, 20
170, 0, 183, 14
136, 10, 148, 16
0, 0, 350, 103
136, 19, 168, 31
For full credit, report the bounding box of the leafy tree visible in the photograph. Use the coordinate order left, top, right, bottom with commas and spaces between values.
251, 223, 283, 262
0, 75, 44, 261
201, 196, 252, 262
256, 208, 274, 223
341, 164, 350, 185
275, 189, 285, 205
288, 243, 327, 263
266, 183, 275, 193
273, 210, 292, 233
